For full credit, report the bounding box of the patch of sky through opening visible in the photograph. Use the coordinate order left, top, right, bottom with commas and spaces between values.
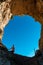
2, 15, 41, 57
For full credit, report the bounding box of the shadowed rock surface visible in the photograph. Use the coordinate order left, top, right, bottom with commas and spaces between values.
10, 0, 43, 24
0, 42, 43, 65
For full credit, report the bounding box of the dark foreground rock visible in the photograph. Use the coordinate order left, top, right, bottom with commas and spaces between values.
0, 43, 43, 65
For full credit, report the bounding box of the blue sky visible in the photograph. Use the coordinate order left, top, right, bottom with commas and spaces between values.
2, 15, 41, 57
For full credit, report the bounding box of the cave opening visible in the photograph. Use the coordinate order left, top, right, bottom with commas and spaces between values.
2, 15, 41, 57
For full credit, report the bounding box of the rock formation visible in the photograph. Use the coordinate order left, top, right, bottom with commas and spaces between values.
10, 0, 43, 64
0, 0, 43, 50
0, 0, 12, 40
0, 0, 43, 65
10, 0, 43, 24
39, 25, 43, 52
0, 42, 43, 65
10, 0, 43, 52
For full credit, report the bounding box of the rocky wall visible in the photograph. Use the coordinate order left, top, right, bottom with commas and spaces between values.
10, 0, 43, 24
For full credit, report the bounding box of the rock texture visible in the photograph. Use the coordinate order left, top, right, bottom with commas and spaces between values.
0, 0, 43, 65
0, 42, 43, 65
10, 0, 43, 24
0, 0, 12, 40
39, 25, 43, 52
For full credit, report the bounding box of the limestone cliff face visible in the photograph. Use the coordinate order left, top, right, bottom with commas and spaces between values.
10, 0, 43, 24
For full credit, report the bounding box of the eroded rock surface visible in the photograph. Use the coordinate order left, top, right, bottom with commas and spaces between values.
10, 0, 43, 24
0, 0, 12, 40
